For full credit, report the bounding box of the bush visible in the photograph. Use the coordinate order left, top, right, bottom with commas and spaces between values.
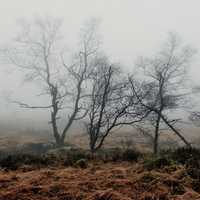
158, 147, 200, 169
144, 156, 174, 170
93, 148, 140, 162
170, 147, 200, 165
122, 149, 140, 161
160, 147, 200, 181
159, 148, 174, 157
92, 148, 122, 162
63, 149, 89, 166
0, 153, 53, 170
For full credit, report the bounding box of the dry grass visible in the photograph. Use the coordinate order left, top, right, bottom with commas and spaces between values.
0, 161, 200, 200
1, 128, 200, 199
0, 126, 199, 151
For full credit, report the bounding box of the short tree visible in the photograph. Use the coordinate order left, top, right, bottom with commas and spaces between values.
86, 58, 147, 152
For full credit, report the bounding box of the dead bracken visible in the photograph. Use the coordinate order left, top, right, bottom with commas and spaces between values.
0, 161, 200, 200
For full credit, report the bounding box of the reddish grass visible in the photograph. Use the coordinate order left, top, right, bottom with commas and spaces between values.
0, 162, 200, 200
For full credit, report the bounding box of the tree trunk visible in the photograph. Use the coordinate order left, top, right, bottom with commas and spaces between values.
89, 133, 98, 153
56, 137, 65, 147
154, 114, 161, 155
159, 114, 191, 148
53, 133, 64, 147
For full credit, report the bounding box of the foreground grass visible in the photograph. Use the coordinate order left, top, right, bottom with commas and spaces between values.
0, 147, 200, 199
0, 160, 200, 200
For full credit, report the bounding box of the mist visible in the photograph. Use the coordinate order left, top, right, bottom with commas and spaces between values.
2, 2, 200, 199
0, 0, 199, 142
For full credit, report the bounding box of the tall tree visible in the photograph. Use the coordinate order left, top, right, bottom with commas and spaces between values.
130, 33, 194, 154
5, 16, 99, 146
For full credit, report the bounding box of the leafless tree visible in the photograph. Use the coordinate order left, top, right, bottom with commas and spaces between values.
129, 33, 195, 154
5, 16, 99, 146
85, 58, 148, 152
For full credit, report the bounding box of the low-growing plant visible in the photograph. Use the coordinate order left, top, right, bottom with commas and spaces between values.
92, 148, 123, 162
0, 153, 54, 170
121, 149, 141, 161
144, 156, 174, 170
93, 148, 141, 162
170, 147, 200, 165
63, 149, 89, 166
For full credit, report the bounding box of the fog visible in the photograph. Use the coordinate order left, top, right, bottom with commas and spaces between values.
0, 0, 200, 133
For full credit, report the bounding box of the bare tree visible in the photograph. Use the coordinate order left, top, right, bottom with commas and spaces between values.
60, 18, 101, 145
85, 58, 147, 152
5, 16, 99, 146
130, 33, 194, 154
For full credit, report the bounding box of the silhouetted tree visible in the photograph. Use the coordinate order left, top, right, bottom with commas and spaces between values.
86, 58, 147, 152
130, 33, 194, 154
5, 16, 99, 146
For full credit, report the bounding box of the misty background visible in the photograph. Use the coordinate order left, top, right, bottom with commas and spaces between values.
0, 0, 200, 136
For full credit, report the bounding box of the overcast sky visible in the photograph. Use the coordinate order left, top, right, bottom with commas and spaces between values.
0, 0, 200, 129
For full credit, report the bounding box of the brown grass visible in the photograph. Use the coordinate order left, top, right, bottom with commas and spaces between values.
0, 161, 200, 200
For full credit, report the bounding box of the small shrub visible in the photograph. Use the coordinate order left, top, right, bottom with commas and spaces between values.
167, 147, 200, 182
159, 148, 174, 157
122, 149, 140, 161
185, 157, 200, 169
108, 149, 123, 162
0, 154, 20, 170
170, 147, 200, 165
94, 148, 140, 162
144, 156, 174, 170
93, 148, 123, 162
63, 149, 88, 166
0, 153, 53, 170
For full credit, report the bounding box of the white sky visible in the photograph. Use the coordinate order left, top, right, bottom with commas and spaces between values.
0, 0, 200, 129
